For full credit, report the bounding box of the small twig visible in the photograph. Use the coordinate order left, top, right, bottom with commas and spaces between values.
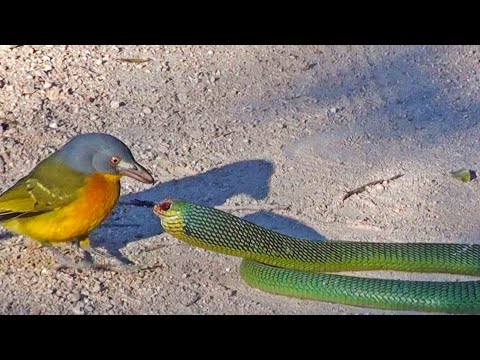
101, 223, 140, 228
343, 174, 404, 201
215, 204, 290, 212
185, 294, 202, 307
120, 199, 156, 207
80, 66, 101, 76
117, 58, 152, 64
122, 199, 289, 213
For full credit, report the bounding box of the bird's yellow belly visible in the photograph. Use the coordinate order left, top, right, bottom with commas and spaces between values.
4, 174, 121, 243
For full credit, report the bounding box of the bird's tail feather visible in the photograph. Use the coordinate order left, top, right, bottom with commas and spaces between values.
0, 212, 25, 222
0, 211, 44, 222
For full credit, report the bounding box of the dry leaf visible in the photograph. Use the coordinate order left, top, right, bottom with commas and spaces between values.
451, 169, 476, 183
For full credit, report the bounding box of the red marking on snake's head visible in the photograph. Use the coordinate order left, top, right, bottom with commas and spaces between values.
153, 197, 173, 215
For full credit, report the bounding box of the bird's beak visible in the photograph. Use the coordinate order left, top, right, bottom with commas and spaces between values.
119, 161, 155, 184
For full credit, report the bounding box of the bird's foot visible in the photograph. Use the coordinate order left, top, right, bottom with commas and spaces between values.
81, 245, 134, 267
44, 242, 106, 272
75, 237, 161, 273
79, 242, 144, 272
53, 260, 98, 272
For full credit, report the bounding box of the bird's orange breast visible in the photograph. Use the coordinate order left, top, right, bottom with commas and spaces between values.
4, 173, 121, 243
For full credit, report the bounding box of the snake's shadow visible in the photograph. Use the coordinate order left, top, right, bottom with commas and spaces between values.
92, 159, 325, 262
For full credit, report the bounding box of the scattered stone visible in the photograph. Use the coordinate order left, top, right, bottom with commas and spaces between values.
92, 283, 102, 293
46, 87, 61, 101
67, 292, 81, 303
0, 155, 5, 173
24, 46, 35, 54
110, 101, 125, 109
72, 304, 84, 315
23, 85, 35, 95
43, 64, 53, 72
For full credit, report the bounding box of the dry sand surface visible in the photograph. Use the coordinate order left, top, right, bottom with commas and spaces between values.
1, 45, 480, 315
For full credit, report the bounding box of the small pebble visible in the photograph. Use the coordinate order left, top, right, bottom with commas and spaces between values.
48, 122, 58, 129
72, 305, 84, 315
23, 85, 35, 95
110, 101, 121, 109
46, 87, 60, 101
68, 292, 81, 303
24, 46, 35, 54
143, 107, 152, 115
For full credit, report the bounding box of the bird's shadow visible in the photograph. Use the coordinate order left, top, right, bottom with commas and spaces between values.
91, 159, 325, 263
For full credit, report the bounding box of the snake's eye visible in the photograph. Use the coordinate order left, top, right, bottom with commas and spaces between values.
110, 156, 121, 165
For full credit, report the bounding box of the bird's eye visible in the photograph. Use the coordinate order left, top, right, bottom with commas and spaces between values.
110, 156, 121, 165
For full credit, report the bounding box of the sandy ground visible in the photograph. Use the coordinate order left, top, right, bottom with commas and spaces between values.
1, 45, 480, 315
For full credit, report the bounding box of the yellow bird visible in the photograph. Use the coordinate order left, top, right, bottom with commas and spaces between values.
0, 133, 154, 269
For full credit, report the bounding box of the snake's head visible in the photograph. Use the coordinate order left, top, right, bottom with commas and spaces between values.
153, 198, 189, 235
153, 197, 188, 226
153, 198, 174, 217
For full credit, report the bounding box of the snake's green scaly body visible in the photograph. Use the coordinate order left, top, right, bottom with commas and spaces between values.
154, 198, 480, 314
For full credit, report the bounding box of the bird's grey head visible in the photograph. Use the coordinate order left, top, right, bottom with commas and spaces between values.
55, 133, 154, 184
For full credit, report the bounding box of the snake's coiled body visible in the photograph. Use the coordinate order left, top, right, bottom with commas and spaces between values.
154, 198, 480, 314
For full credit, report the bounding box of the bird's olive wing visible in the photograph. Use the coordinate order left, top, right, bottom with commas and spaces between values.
0, 159, 87, 219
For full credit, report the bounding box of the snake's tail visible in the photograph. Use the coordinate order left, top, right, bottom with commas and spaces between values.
240, 260, 480, 314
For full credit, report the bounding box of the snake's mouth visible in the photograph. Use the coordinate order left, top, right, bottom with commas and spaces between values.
153, 198, 173, 217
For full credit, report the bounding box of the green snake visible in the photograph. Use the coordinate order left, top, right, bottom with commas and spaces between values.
153, 198, 480, 314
